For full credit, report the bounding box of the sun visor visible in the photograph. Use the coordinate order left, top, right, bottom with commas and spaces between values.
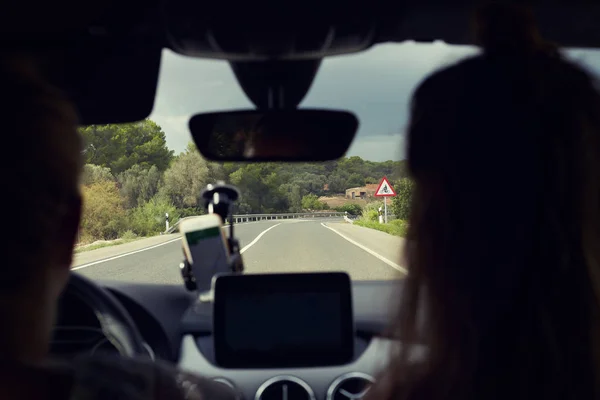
43, 38, 162, 125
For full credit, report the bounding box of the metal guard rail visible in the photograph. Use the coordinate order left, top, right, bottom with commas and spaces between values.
166, 212, 346, 234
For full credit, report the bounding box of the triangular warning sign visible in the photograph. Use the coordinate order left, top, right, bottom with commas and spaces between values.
374, 176, 396, 197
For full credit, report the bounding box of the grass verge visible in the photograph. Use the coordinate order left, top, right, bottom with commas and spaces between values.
75, 233, 146, 253
353, 219, 408, 237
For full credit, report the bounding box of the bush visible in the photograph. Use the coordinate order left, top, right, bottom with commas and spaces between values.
361, 201, 384, 222
334, 203, 363, 216
178, 207, 204, 219
354, 219, 408, 237
129, 196, 181, 236
120, 230, 138, 240
391, 178, 415, 220
80, 181, 127, 240
363, 209, 378, 222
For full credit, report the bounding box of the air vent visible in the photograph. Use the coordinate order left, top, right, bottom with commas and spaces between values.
212, 377, 236, 389
212, 377, 241, 400
327, 372, 375, 400
255, 375, 316, 400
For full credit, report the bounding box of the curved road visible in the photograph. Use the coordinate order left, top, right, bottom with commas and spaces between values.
72, 218, 406, 284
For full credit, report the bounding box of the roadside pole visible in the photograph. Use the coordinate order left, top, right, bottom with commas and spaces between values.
384, 196, 387, 224
165, 213, 170, 232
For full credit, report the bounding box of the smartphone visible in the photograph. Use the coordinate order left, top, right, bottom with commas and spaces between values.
180, 214, 231, 293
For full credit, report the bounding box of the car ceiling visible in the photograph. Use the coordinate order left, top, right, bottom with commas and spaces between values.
2, 0, 599, 125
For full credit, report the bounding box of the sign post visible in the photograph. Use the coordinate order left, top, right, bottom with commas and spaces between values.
385, 197, 387, 224
374, 176, 396, 224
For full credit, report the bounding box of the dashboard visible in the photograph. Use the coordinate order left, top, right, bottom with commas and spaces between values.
52, 290, 121, 358
53, 277, 418, 400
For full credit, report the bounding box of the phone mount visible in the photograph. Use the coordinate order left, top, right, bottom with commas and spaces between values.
180, 182, 244, 292
202, 182, 243, 272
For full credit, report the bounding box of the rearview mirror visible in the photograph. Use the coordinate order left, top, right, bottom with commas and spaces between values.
188, 109, 359, 161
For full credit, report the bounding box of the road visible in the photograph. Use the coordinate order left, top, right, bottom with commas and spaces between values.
72, 218, 406, 284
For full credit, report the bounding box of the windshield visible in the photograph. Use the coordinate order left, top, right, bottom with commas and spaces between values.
71, 43, 600, 284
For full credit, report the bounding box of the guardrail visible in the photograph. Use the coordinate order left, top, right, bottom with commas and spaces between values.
166, 212, 346, 234
228, 212, 345, 224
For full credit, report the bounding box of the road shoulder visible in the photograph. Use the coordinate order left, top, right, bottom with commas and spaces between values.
72, 233, 181, 267
323, 222, 407, 270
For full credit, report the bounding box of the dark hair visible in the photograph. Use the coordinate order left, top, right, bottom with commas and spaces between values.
0, 56, 82, 289
371, 4, 600, 400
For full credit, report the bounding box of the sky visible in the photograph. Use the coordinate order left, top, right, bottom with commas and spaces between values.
148, 43, 600, 162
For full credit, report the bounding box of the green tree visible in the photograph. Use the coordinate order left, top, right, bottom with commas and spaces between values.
80, 119, 174, 174
280, 183, 303, 212
80, 181, 127, 240
117, 165, 162, 209
230, 164, 289, 213
289, 185, 303, 212
291, 173, 327, 196
207, 161, 228, 182
391, 178, 415, 219
81, 164, 114, 185
337, 156, 365, 176
301, 194, 326, 211
160, 143, 209, 209
346, 173, 365, 188
185, 142, 228, 183
222, 162, 244, 179
328, 172, 349, 193
389, 160, 408, 181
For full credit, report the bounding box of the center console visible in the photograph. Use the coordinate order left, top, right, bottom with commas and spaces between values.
175, 272, 420, 400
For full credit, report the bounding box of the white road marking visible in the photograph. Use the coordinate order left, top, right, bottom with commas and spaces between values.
320, 223, 407, 274
240, 223, 282, 254
71, 237, 182, 270
72, 220, 287, 271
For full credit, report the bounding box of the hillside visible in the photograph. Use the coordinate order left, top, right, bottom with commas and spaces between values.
318, 196, 370, 208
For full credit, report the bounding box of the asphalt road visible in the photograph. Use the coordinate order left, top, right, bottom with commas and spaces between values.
72, 218, 406, 284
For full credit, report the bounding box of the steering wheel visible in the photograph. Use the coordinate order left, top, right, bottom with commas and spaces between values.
65, 273, 152, 358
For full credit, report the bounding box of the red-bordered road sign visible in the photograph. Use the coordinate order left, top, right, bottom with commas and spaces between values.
374, 176, 396, 197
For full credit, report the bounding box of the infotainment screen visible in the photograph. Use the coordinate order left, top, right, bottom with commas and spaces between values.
213, 272, 354, 369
